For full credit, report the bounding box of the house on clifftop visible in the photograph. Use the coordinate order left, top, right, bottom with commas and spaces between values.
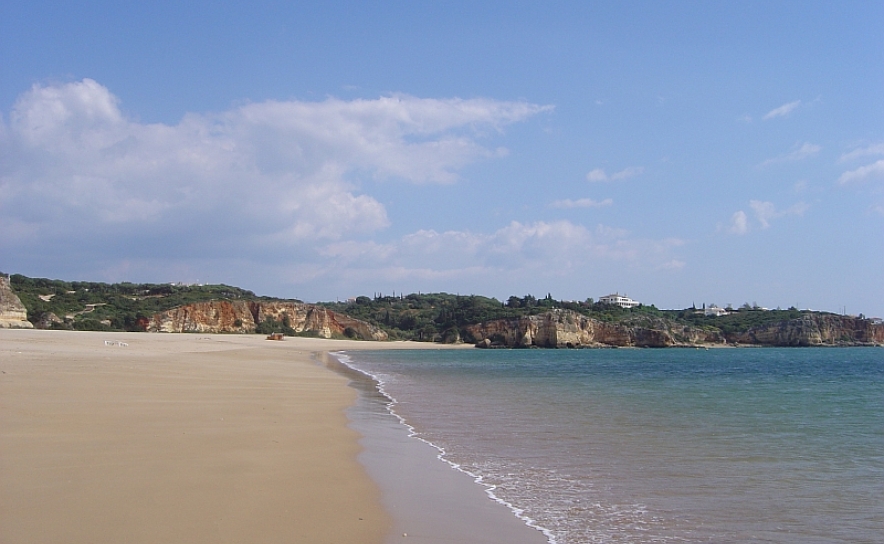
703, 305, 730, 317
599, 293, 640, 309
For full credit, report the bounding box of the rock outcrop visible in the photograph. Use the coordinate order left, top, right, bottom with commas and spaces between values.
465, 310, 724, 348
726, 314, 884, 346
34, 312, 64, 329
466, 310, 884, 348
147, 300, 388, 340
0, 276, 34, 329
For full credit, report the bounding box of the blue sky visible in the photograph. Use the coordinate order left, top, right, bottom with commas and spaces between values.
2, 1, 882, 316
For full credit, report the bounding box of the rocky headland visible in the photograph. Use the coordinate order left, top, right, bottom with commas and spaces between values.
466, 310, 723, 348
0, 276, 34, 329
466, 310, 883, 348
727, 313, 884, 347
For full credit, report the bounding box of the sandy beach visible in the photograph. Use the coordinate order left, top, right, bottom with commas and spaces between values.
0, 329, 469, 544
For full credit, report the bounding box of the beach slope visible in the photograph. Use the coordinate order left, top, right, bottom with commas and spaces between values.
0, 330, 402, 544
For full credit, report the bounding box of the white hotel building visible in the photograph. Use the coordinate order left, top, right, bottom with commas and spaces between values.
598, 293, 641, 309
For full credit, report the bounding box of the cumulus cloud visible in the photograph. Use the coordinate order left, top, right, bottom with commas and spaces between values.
586, 168, 608, 182
549, 198, 613, 209
749, 201, 780, 229
763, 100, 801, 120
1, 79, 691, 300
0, 79, 550, 253
315, 220, 685, 287
729, 210, 749, 234
586, 166, 643, 182
729, 200, 809, 234
837, 159, 884, 185
756, 200, 808, 227
761, 142, 821, 165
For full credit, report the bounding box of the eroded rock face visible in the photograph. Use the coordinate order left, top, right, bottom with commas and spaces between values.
465, 310, 724, 348
467, 309, 884, 348
256, 301, 388, 341
148, 301, 254, 334
0, 277, 34, 329
727, 314, 884, 346
147, 300, 387, 340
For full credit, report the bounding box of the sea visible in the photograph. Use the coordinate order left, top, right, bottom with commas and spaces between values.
336, 347, 884, 544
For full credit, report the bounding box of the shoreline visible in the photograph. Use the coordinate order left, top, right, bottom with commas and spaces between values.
1, 329, 455, 544
330, 350, 550, 544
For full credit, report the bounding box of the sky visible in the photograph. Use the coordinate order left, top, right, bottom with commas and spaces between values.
1, 1, 882, 316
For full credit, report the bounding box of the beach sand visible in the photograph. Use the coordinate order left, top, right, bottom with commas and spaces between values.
0, 330, 467, 544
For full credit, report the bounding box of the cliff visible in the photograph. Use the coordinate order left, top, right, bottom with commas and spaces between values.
465, 310, 884, 348
465, 310, 724, 348
727, 314, 884, 346
0, 276, 34, 329
147, 300, 388, 340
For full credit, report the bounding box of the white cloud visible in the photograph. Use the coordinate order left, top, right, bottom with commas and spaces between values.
313, 220, 686, 289
749, 200, 779, 229
763, 100, 801, 120
837, 159, 884, 185
758, 200, 809, 227
549, 198, 613, 209
1, 79, 693, 301
586, 168, 608, 182
761, 142, 821, 165
610, 166, 644, 180
586, 166, 643, 182
729, 200, 809, 233
729, 210, 749, 234
0, 79, 550, 251
839, 143, 884, 162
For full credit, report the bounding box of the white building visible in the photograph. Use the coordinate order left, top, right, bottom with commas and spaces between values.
704, 305, 729, 317
598, 293, 640, 309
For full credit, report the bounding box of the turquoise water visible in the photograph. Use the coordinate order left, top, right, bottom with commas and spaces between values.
341, 348, 884, 544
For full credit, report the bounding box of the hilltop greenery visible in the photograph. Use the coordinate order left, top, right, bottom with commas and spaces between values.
319, 293, 667, 341
661, 306, 811, 336
318, 294, 843, 341
5, 273, 289, 332
4, 273, 843, 338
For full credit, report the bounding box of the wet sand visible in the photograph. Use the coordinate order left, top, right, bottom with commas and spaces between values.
341, 362, 550, 544
0, 330, 464, 544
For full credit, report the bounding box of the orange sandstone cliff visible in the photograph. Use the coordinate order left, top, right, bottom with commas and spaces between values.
147, 300, 387, 340
466, 310, 883, 348
465, 310, 724, 348
727, 314, 884, 346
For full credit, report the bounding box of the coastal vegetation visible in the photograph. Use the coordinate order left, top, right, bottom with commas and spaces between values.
4, 273, 878, 347
318, 292, 670, 340
317, 292, 853, 342
5, 273, 278, 331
